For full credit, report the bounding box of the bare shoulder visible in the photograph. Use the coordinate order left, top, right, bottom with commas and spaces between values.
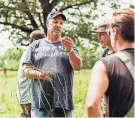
86, 60, 109, 106
92, 60, 107, 73
90, 60, 109, 89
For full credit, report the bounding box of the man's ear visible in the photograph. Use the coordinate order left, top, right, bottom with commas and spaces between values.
113, 28, 119, 40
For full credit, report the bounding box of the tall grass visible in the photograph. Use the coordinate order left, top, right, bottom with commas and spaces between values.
0, 71, 21, 117
73, 70, 90, 117
0, 69, 90, 117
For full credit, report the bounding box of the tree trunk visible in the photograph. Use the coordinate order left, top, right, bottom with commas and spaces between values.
3, 69, 7, 78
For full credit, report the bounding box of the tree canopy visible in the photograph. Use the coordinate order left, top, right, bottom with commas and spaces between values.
0, 0, 134, 69
0, 0, 99, 45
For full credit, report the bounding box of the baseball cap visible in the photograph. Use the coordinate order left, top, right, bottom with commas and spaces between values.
47, 9, 66, 22
90, 20, 111, 33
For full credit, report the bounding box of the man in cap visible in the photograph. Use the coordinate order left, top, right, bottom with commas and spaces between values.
91, 20, 114, 57
22, 9, 82, 117
17, 30, 46, 117
86, 8, 134, 117
91, 20, 115, 116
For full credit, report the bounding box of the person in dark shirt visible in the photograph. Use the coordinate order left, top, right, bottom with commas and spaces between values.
91, 20, 115, 116
22, 9, 82, 117
86, 8, 134, 117
91, 20, 115, 57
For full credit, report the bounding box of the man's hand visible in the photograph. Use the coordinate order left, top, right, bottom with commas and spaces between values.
23, 64, 51, 80
39, 71, 51, 80
61, 37, 82, 71
61, 37, 73, 52
21, 103, 31, 118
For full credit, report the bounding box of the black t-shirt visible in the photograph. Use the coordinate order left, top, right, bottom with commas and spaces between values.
22, 38, 79, 110
102, 48, 115, 57
100, 49, 134, 117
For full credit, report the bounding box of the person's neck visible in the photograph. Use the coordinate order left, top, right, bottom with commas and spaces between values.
47, 35, 61, 43
108, 44, 114, 53
116, 40, 134, 52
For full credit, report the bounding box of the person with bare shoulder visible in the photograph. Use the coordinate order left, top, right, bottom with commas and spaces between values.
86, 8, 134, 117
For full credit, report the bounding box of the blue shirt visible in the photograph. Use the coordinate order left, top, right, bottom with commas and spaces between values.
22, 38, 79, 110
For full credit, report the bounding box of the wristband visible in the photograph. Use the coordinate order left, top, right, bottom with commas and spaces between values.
66, 48, 73, 54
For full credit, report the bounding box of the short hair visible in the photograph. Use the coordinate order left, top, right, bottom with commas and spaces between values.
29, 30, 46, 44
111, 8, 134, 42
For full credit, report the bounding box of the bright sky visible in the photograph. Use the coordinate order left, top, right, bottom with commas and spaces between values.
94, 0, 134, 25
0, 0, 134, 54
0, 31, 13, 55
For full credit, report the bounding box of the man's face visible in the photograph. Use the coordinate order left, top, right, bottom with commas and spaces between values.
47, 16, 64, 37
97, 32, 110, 48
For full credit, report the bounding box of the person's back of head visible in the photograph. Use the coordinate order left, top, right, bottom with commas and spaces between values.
29, 30, 46, 44
111, 8, 134, 42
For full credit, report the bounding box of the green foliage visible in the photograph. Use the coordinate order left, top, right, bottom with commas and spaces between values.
77, 38, 100, 68
0, 48, 23, 70
0, 71, 21, 117
73, 70, 90, 116
0, 69, 90, 117
0, 0, 134, 69
81, 48, 99, 69
0, 0, 99, 46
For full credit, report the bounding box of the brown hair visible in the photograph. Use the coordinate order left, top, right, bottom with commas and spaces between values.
111, 8, 134, 42
29, 30, 46, 44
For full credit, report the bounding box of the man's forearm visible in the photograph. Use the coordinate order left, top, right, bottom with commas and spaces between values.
23, 67, 41, 79
23, 65, 50, 80
68, 50, 82, 71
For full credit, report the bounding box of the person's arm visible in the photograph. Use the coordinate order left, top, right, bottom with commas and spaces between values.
22, 42, 50, 80
68, 50, 82, 71
23, 63, 50, 80
61, 37, 82, 71
86, 60, 109, 117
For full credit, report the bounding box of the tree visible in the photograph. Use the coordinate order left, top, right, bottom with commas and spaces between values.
0, 0, 134, 69
0, 0, 99, 45
0, 48, 23, 76
0, 0, 101, 69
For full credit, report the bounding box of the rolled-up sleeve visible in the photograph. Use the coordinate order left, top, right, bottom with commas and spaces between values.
22, 45, 34, 66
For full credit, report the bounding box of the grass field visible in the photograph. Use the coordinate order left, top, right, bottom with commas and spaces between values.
0, 69, 90, 117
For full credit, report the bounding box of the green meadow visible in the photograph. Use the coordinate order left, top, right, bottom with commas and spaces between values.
0, 69, 90, 117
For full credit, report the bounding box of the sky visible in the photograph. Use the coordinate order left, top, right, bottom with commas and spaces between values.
0, 31, 13, 55
94, 0, 134, 25
0, 0, 134, 55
